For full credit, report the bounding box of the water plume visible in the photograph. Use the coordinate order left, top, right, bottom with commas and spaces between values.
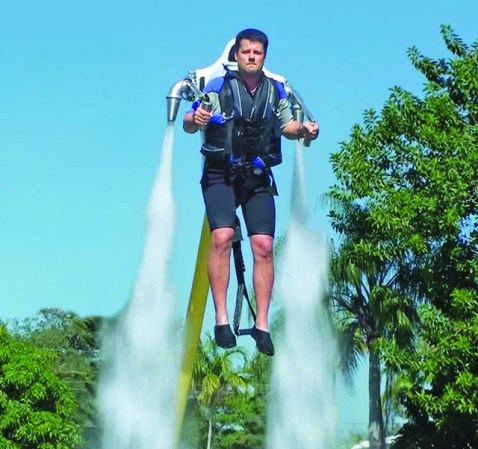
267, 141, 337, 449
98, 123, 180, 449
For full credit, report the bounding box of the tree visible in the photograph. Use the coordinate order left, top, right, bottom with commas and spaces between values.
328, 25, 478, 448
328, 238, 416, 449
0, 325, 81, 448
9, 308, 103, 447
190, 333, 249, 449
214, 351, 273, 449
385, 291, 478, 448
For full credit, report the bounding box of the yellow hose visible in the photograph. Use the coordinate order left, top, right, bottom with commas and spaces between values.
175, 214, 211, 446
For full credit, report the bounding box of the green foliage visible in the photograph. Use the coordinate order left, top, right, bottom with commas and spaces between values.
214, 391, 265, 449
0, 325, 81, 448
384, 291, 478, 447
213, 353, 272, 449
327, 189, 417, 448
8, 308, 103, 448
328, 24, 478, 448
186, 334, 250, 448
183, 335, 273, 449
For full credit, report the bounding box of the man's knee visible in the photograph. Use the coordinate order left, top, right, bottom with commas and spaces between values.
251, 234, 273, 261
211, 227, 235, 254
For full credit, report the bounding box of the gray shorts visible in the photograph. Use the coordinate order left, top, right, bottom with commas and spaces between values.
200, 163, 276, 237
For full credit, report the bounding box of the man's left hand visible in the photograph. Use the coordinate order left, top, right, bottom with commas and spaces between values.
302, 121, 319, 141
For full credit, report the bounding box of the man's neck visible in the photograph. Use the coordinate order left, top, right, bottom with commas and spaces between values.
239, 71, 262, 93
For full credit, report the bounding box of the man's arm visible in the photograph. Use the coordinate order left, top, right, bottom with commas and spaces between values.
282, 119, 302, 139
183, 78, 222, 133
275, 91, 319, 141
282, 119, 319, 141
183, 111, 199, 133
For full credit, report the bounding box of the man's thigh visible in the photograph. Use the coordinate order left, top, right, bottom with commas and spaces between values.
242, 189, 275, 237
201, 168, 236, 230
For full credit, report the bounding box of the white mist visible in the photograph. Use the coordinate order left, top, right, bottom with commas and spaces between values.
98, 124, 180, 449
267, 142, 337, 449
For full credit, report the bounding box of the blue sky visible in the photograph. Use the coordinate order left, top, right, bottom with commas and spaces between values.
1, 0, 477, 434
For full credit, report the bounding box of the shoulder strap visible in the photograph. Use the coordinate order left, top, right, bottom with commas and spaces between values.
260, 77, 279, 119
218, 76, 234, 117
271, 79, 280, 110
215, 76, 235, 156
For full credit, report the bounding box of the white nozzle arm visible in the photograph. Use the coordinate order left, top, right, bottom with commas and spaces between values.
286, 84, 315, 123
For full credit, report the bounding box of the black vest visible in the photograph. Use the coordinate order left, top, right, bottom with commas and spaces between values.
201, 73, 282, 167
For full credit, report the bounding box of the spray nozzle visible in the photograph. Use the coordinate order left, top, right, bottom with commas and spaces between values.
286, 84, 315, 147
166, 77, 213, 122
166, 79, 188, 122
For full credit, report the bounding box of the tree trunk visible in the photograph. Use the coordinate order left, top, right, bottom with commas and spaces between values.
206, 418, 213, 449
368, 340, 386, 449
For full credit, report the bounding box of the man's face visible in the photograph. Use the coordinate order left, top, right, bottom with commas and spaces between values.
235, 39, 266, 76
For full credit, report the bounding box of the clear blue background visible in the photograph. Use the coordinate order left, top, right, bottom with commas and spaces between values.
1, 0, 477, 434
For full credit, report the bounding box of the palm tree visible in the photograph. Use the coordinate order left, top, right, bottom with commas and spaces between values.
191, 333, 249, 449
329, 243, 416, 449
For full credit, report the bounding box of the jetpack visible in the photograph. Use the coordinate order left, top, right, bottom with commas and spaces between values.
168, 38, 316, 446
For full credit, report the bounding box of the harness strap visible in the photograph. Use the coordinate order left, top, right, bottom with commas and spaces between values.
231, 216, 257, 336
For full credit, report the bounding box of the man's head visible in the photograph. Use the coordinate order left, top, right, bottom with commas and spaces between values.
234, 29, 268, 77
235, 29, 269, 56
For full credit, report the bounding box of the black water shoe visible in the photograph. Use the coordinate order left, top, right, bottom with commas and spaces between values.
214, 324, 237, 349
251, 326, 275, 356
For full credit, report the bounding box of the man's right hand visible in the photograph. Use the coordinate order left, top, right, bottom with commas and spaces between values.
192, 105, 213, 127
183, 105, 213, 133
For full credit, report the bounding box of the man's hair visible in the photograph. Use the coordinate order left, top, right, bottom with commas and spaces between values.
234, 28, 269, 55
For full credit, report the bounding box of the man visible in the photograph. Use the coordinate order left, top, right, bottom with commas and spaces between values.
183, 29, 318, 356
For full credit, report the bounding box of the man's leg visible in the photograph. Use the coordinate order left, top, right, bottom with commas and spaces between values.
208, 227, 235, 325
250, 234, 274, 331
201, 164, 236, 328
241, 181, 276, 356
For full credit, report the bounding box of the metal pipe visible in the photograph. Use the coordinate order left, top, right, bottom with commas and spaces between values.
166, 79, 187, 122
